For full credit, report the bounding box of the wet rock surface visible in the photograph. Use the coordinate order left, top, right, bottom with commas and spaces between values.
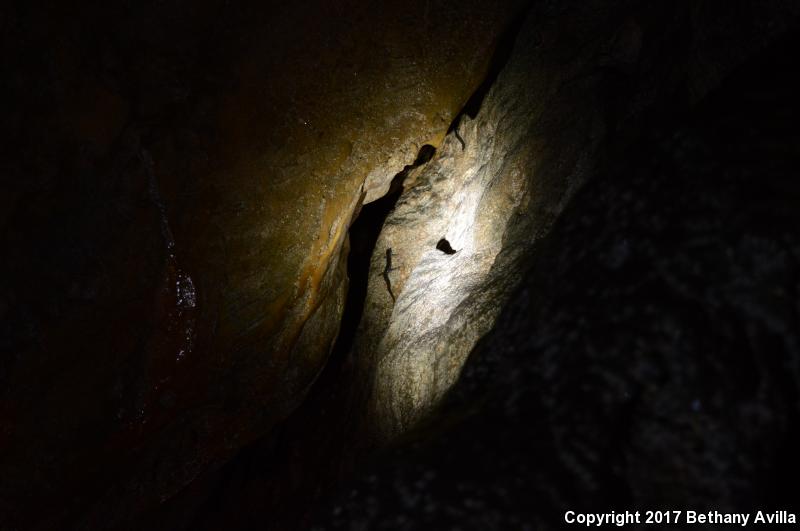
313, 20, 800, 530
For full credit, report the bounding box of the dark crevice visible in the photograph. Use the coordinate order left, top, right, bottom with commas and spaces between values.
159, 14, 540, 524
331, 190, 397, 356
413, 143, 437, 165
172, 22, 528, 522
447, 2, 532, 134
336, 4, 528, 351
180, 143, 439, 531
330, 143, 435, 359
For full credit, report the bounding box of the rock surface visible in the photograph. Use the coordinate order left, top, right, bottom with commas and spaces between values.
353, 0, 800, 440
0, 1, 520, 528
357, 110, 529, 438
314, 9, 800, 529
132, 3, 800, 528
4, 0, 800, 529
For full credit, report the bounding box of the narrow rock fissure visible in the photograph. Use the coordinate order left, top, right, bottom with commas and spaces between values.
180, 146, 440, 531
179, 31, 519, 523
330, 143, 435, 360
446, 2, 532, 134
331, 3, 531, 362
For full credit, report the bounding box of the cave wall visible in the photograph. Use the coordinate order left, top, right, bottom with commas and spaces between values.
316, 5, 800, 529
4, 0, 800, 529
143, 2, 800, 528
0, 1, 522, 528
352, 0, 800, 441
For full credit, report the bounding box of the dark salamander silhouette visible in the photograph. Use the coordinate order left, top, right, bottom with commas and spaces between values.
382, 248, 399, 302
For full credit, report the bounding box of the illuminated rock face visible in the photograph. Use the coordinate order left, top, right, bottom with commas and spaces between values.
0, 1, 521, 527
354, 2, 636, 439
5, 0, 799, 528
314, 5, 800, 530
358, 107, 533, 438
352, 0, 800, 442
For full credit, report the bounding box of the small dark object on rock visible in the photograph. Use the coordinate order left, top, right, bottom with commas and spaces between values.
436, 238, 457, 254
454, 124, 466, 150
383, 248, 399, 301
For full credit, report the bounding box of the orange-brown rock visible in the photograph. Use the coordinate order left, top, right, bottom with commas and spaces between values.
0, 1, 522, 528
